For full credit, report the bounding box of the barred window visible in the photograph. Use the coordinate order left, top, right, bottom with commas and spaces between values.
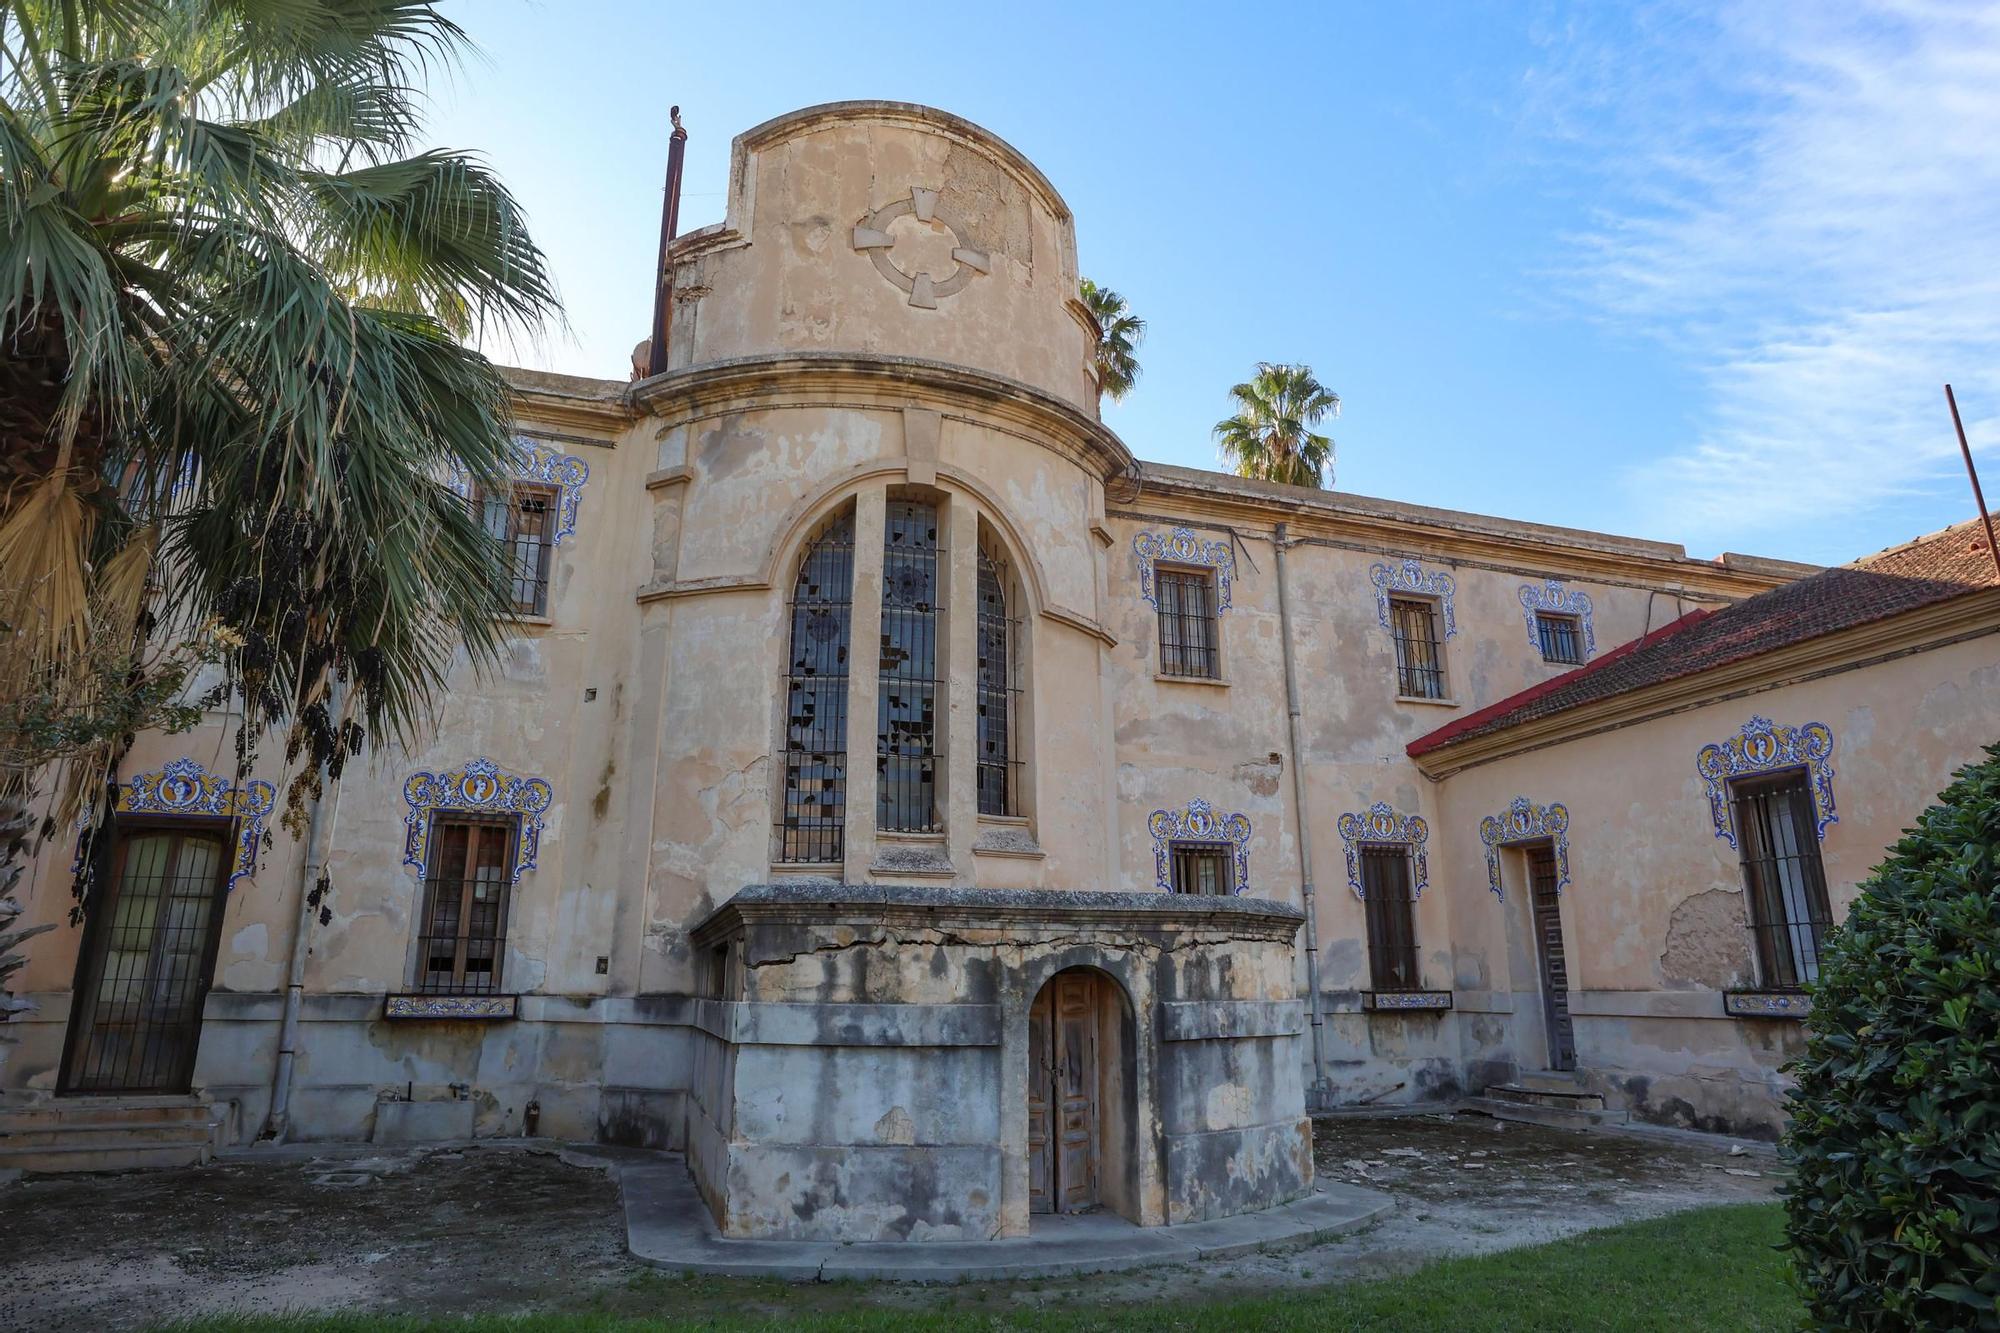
1390, 597, 1447, 699
417, 817, 515, 995
1156, 567, 1220, 679
1535, 612, 1584, 665
878, 497, 943, 833
477, 482, 556, 616
777, 508, 855, 864
1360, 846, 1420, 991
1169, 843, 1232, 895
1730, 771, 1834, 988
976, 533, 1023, 817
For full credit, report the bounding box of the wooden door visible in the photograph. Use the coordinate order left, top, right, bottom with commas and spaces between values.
1527, 844, 1577, 1071
61, 823, 232, 1093
1027, 984, 1053, 1212
1027, 972, 1101, 1215
1053, 973, 1099, 1212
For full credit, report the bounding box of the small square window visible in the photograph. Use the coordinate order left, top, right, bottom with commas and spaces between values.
1169, 842, 1232, 895
1535, 612, 1584, 665
1155, 567, 1221, 679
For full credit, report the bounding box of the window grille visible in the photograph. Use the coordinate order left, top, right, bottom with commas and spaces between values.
777, 508, 855, 863
1389, 597, 1447, 699
1535, 612, 1584, 665
416, 816, 515, 995
478, 482, 556, 616
878, 498, 944, 833
1156, 567, 1220, 679
1729, 771, 1835, 988
1169, 842, 1232, 895
1361, 845, 1420, 990
976, 540, 1023, 817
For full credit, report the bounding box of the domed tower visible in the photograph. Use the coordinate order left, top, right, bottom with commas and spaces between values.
627, 103, 1313, 1244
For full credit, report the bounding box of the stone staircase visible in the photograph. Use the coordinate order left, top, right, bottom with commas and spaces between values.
0, 1095, 225, 1174
1466, 1070, 1629, 1129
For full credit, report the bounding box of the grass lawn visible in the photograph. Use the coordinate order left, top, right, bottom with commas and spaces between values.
161, 1202, 1798, 1333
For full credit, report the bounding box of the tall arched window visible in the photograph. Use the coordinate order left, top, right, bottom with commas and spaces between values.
976, 528, 1022, 816
877, 496, 943, 832
776, 506, 855, 863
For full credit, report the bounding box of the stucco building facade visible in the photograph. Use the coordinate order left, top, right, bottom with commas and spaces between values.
4, 101, 1997, 1239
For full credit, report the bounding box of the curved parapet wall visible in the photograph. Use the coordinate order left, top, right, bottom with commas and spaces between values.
661, 101, 1098, 413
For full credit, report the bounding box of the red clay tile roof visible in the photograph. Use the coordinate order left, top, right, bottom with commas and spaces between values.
1408, 518, 2000, 758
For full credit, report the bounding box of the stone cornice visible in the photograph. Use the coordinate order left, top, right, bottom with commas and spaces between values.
692, 883, 1304, 950
1112, 465, 1808, 601
1410, 586, 2000, 778
502, 367, 637, 440
630, 351, 1134, 481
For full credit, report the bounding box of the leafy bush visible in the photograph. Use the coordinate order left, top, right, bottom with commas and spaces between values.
1782, 743, 2000, 1330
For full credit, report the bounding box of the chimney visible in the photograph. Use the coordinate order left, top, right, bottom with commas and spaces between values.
644, 106, 689, 380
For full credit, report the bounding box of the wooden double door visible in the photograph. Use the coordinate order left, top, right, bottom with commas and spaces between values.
1027, 971, 1100, 1214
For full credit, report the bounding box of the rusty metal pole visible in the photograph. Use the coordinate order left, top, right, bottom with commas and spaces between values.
644, 107, 689, 378
1945, 385, 2000, 581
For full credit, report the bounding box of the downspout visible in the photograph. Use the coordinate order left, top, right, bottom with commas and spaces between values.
1274, 523, 1331, 1109
262, 681, 342, 1142
644, 107, 689, 378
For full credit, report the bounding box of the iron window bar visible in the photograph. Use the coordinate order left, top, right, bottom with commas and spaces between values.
976, 545, 1024, 817
1536, 612, 1584, 665
1389, 596, 1447, 699
777, 508, 855, 864
1360, 844, 1421, 991
878, 498, 944, 834
1169, 842, 1233, 895
1156, 567, 1220, 679
415, 816, 516, 995
1729, 772, 1834, 989
478, 482, 556, 617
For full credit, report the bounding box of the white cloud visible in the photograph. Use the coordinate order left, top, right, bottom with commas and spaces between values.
1530, 0, 2000, 550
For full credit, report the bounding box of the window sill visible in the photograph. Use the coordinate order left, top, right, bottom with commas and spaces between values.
1395, 694, 1459, 708
496, 612, 555, 628
1156, 671, 1229, 688
870, 834, 955, 878
384, 993, 518, 1021
769, 861, 842, 877
974, 818, 1044, 859
1363, 989, 1453, 1012
1722, 990, 1811, 1020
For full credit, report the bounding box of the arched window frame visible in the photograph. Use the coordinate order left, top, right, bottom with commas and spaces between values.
773, 503, 857, 865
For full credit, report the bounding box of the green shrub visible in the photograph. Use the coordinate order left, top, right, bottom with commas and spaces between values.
1782, 742, 2000, 1330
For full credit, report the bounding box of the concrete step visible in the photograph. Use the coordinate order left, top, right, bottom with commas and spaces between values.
1463, 1095, 1630, 1131
0, 1121, 216, 1149
0, 1094, 213, 1131
1508, 1070, 1590, 1095
0, 1139, 211, 1174
1484, 1082, 1607, 1111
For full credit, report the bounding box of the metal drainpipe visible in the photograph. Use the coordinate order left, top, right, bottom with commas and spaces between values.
262, 684, 342, 1142
1274, 523, 1332, 1109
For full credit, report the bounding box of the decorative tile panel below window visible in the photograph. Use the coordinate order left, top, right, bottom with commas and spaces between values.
402, 758, 553, 883
1723, 990, 1812, 1020
384, 994, 519, 1020
1363, 990, 1453, 1011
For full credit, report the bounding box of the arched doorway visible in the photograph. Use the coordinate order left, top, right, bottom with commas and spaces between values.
1027, 968, 1130, 1216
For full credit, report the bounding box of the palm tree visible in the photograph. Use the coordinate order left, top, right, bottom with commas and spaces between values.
1212, 363, 1341, 488
1080, 278, 1143, 403
0, 1, 558, 1023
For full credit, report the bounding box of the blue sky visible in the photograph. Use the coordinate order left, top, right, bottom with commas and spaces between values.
430, 1, 2000, 567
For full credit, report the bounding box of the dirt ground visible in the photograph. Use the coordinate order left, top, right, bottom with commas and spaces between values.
0, 1113, 1783, 1331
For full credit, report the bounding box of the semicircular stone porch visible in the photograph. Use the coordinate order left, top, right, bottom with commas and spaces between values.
685, 885, 1315, 1242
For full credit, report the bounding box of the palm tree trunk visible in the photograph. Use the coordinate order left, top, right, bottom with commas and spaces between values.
0, 786, 56, 1080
